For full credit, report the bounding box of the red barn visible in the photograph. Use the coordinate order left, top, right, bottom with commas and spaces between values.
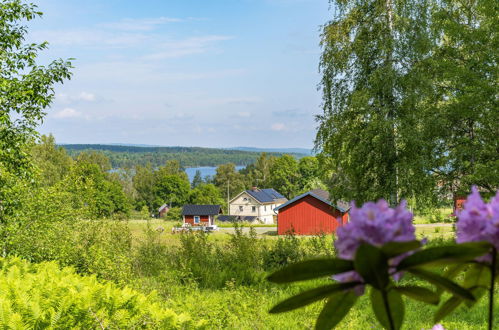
275, 189, 349, 235
181, 204, 222, 226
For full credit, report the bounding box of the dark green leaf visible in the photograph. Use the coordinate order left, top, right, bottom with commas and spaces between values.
267, 259, 354, 284
408, 268, 475, 301
370, 288, 405, 330
394, 286, 439, 305
463, 263, 490, 289
269, 282, 359, 314
381, 241, 421, 258
465, 287, 488, 308
434, 296, 462, 323
397, 242, 492, 270
354, 244, 388, 289
315, 291, 358, 330
436, 264, 468, 296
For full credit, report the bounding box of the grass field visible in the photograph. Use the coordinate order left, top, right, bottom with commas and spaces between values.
124, 218, 495, 329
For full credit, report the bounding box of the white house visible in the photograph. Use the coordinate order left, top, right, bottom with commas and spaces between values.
228, 188, 287, 224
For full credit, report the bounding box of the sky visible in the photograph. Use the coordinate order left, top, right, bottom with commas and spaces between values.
31, 0, 332, 148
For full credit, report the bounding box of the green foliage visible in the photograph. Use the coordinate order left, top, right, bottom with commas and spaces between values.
268, 155, 299, 199
0, 257, 203, 329
267, 240, 489, 329
75, 150, 112, 172
30, 134, 73, 186
263, 233, 304, 270
153, 174, 190, 208
62, 144, 302, 168
166, 207, 182, 220
0, 0, 72, 182
60, 161, 131, 218
189, 183, 224, 206
213, 163, 246, 200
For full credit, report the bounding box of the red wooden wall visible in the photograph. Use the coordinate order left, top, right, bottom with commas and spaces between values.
277, 195, 348, 235
184, 215, 209, 226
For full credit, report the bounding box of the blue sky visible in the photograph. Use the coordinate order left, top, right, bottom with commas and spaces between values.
31, 0, 331, 148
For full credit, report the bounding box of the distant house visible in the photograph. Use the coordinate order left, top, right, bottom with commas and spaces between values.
275, 189, 349, 235
181, 204, 222, 226
228, 187, 287, 224
158, 204, 170, 218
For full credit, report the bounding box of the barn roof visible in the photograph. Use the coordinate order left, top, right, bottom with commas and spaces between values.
274, 189, 349, 213
181, 204, 222, 216
245, 188, 286, 203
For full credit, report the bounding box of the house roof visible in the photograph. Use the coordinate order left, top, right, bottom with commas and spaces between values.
158, 204, 169, 212
244, 188, 287, 204
274, 189, 349, 213
181, 204, 222, 216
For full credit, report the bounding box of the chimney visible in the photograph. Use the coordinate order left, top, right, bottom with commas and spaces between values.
252, 186, 258, 191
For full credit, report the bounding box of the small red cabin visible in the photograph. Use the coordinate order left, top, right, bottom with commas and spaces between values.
275, 189, 349, 235
181, 204, 222, 226
158, 204, 170, 218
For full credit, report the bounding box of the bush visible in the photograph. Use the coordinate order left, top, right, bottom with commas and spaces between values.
0, 257, 204, 329
263, 232, 303, 270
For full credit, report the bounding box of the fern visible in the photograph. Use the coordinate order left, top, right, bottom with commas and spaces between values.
0, 257, 205, 329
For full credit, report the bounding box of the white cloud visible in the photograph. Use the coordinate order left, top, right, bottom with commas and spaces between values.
54, 108, 82, 119
238, 112, 251, 117
56, 92, 97, 104
77, 92, 96, 102
99, 17, 183, 31
271, 123, 286, 131
143, 35, 233, 60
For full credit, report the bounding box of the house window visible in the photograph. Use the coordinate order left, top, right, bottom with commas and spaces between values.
243, 197, 248, 201
252, 206, 256, 212
194, 216, 200, 224
264, 205, 267, 211
239, 206, 243, 212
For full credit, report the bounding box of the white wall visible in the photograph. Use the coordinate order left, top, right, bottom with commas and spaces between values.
229, 192, 284, 224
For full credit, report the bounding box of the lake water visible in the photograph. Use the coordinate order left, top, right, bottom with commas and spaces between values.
185, 166, 245, 182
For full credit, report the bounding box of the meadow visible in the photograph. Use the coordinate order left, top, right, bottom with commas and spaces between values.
122, 218, 494, 329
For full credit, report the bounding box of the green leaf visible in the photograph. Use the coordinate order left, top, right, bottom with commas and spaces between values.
397, 242, 492, 270
370, 288, 405, 330
463, 263, 490, 289
315, 291, 358, 330
269, 282, 359, 314
267, 259, 354, 284
436, 264, 468, 296
408, 268, 475, 301
381, 241, 421, 258
354, 244, 388, 289
394, 286, 439, 305
434, 296, 463, 323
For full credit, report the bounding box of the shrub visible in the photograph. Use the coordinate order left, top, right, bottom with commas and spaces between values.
263, 232, 303, 270
0, 257, 204, 329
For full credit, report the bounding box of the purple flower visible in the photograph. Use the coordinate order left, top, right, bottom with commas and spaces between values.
431, 324, 445, 330
456, 186, 499, 262
334, 199, 416, 293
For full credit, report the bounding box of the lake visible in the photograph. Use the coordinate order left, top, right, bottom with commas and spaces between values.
185, 166, 245, 182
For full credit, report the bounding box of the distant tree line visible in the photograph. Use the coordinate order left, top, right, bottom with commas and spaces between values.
61, 144, 305, 168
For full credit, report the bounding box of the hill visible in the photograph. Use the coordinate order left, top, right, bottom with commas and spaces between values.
60, 144, 306, 168
228, 147, 313, 155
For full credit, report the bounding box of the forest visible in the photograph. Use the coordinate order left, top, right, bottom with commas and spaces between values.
61, 144, 304, 168
0, 0, 497, 329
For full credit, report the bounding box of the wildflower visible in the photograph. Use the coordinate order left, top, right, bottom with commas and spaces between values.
456, 186, 499, 262
334, 199, 416, 293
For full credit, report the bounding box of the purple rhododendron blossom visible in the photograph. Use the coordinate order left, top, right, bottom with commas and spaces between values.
334, 199, 416, 294
431, 324, 445, 330
456, 186, 499, 262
